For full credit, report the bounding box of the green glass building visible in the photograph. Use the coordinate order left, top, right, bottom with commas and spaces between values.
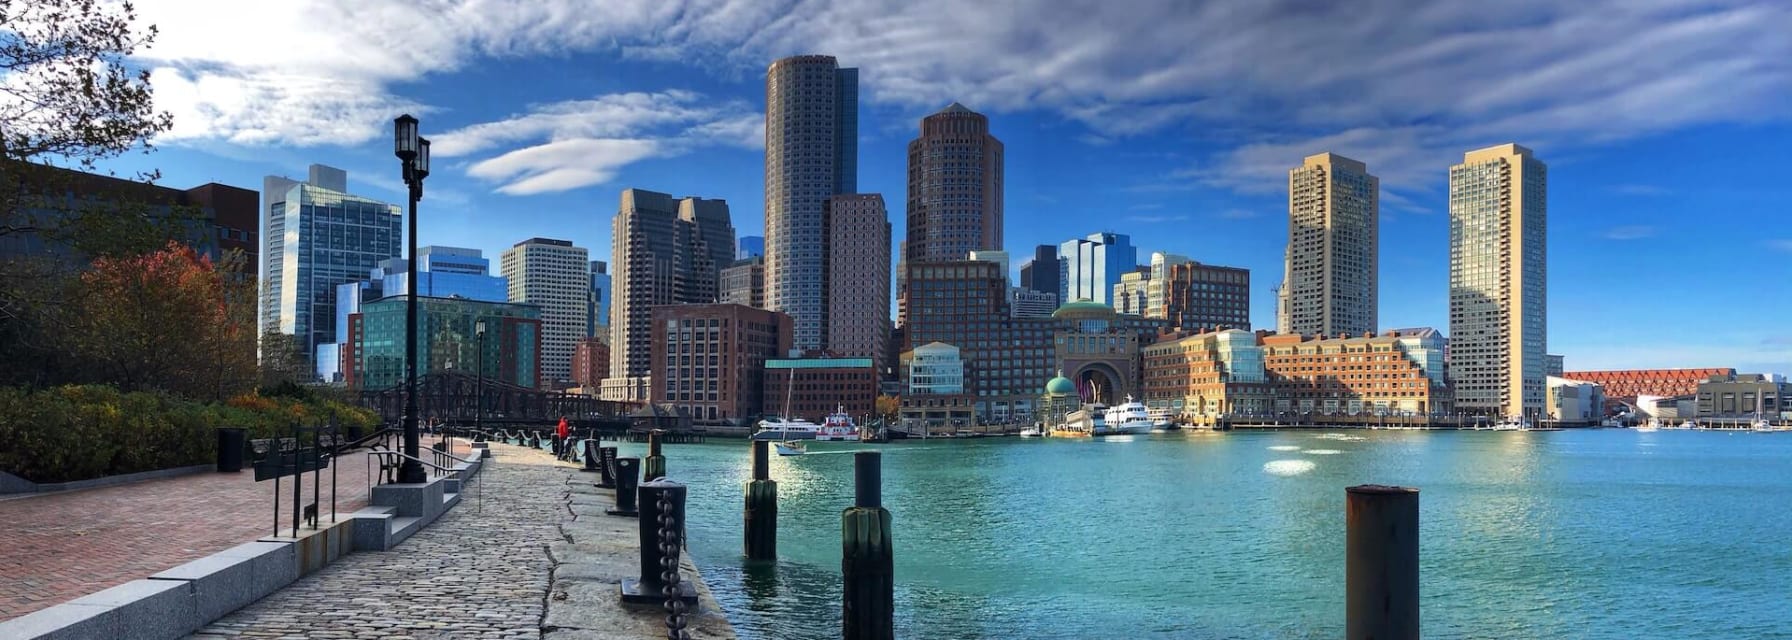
348, 295, 542, 390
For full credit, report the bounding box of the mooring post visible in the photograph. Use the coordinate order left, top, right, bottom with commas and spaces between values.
597, 446, 619, 488
580, 439, 601, 472
842, 451, 893, 640
644, 429, 667, 481
744, 439, 777, 560
606, 457, 641, 517
1346, 484, 1420, 640
620, 479, 699, 606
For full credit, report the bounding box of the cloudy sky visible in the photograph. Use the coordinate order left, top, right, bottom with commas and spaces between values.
107, 0, 1792, 373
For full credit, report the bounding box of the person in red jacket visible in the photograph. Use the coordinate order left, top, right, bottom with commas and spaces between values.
555, 416, 571, 459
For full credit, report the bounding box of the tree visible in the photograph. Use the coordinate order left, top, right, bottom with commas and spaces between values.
257, 330, 312, 389
875, 394, 901, 423
63, 241, 256, 400
0, 0, 178, 384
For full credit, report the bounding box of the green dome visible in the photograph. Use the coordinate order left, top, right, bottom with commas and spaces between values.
1052, 299, 1118, 320
1045, 371, 1077, 396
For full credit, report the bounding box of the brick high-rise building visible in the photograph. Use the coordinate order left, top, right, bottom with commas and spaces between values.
571, 337, 609, 389
905, 102, 1003, 264
500, 237, 590, 386
1449, 143, 1547, 419
764, 54, 857, 351
650, 304, 792, 426
826, 194, 891, 368
1280, 152, 1378, 336
608, 188, 735, 379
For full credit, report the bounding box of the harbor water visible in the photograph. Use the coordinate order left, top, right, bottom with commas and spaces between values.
604, 429, 1792, 639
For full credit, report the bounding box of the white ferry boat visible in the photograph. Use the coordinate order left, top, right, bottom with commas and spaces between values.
814, 405, 862, 442
1099, 396, 1153, 436
753, 417, 823, 441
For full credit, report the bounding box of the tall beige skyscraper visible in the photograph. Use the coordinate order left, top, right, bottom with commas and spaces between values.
826, 194, 891, 369
501, 238, 589, 386
764, 55, 857, 351
1448, 143, 1547, 419
1279, 152, 1378, 337
608, 188, 734, 379
906, 103, 1004, 263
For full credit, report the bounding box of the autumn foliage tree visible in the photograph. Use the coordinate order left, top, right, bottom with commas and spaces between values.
62, 241, 257, 401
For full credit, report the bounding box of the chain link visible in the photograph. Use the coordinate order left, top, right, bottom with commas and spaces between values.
658, 491, 689, 640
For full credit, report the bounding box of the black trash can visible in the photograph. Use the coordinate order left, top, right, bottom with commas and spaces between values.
347, 425, 364, 441
216, 427, 247, 472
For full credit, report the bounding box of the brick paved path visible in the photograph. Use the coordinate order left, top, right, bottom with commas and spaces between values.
191, 444, 572, 639
0, 450, 386, 621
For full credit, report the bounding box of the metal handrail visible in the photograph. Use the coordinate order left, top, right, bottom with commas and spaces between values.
369, 450, 457, 473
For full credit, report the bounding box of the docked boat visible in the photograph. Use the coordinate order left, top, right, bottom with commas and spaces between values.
1148, 407, 1177, 431
814, 405, 862, 442
775, 441, 806, 456
1491, 416, 1530, 431
752, 417, 823, 441
1637, 418, 1661, 432
1099, 396, 1153, 436
1018, 424, 1043, 438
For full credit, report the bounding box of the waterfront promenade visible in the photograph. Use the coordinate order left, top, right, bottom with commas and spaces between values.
189, 443, 733, 639
0, 449, 384, 620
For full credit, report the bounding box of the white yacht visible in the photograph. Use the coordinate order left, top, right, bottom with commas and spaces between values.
754, 417, 823, 441
1491, 416, 1531, 431
1099, 396, 1153, 436
814, 406, 862, 442
1018, 425, 1044, 438
775, 441, 806, 456
1637, 418, 1661, 432
1148, 407, 1176, 431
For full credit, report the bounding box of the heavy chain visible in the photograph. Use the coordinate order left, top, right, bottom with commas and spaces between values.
658, 492, 689, 640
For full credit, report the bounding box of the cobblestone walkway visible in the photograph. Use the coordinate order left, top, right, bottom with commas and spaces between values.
191, 444, 571, 639
0, 450, 382, 621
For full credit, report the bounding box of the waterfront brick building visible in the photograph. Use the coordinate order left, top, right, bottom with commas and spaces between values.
1559, 368, 1733, 400
761, 357, 878, 422
1260, 330, 1452, 416
649, 304, 792, 426
1141, 329, 1272, 419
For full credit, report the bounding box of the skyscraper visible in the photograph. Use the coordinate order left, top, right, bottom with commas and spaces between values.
1449, 143, 1547, 419
608, 188, 736, 379
587, 260, 610, 339
1019, 244, 1061, 301
261, 164, 401, 376
1280, 152, 1378, 336
764, 54, 858, 351
826, 194, 891, 368
905, 103, 1004, 263
737, 235, 764, 260
500, 238, 590, 386
721, 257, 765, 309
1059, 232, 1137, 305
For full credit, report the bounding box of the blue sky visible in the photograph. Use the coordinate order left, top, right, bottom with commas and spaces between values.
104, 0, 1792, 373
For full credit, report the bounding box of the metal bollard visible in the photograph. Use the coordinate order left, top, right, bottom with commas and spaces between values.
841, 451, 893, 640
644, 429, 667, 481
744, 439, 777, 560
597, 446, 619, 489
1346, 484, 1419, 640
580, 439, 601, 472
620, 480, 698, 605
606, 458, 641, 517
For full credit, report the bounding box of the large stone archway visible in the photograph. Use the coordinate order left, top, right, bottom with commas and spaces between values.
1070, 361, 1126, 405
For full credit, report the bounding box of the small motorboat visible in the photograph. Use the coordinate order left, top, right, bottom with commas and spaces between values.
775, 441, 806, 456
1018, 425, 1043, 438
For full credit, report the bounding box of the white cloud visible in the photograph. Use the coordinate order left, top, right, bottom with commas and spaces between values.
131, 0, 1792, 203
466, 138, 661, 195
1767, 239, 1792, 253
431, 91, 761, 194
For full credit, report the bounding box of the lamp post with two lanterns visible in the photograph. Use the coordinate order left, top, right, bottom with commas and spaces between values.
393, 114, 431, 484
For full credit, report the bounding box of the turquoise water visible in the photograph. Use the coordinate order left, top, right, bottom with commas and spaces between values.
602, 430, 1792, 639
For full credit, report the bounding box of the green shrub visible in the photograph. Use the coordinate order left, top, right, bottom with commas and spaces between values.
0, 385, 383, 484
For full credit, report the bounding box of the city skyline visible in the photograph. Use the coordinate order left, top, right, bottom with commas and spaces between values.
96, 2, 1792, 373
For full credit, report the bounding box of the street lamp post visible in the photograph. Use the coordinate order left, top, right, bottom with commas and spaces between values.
394, 114, 431, 484
475, 319, 487, 433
